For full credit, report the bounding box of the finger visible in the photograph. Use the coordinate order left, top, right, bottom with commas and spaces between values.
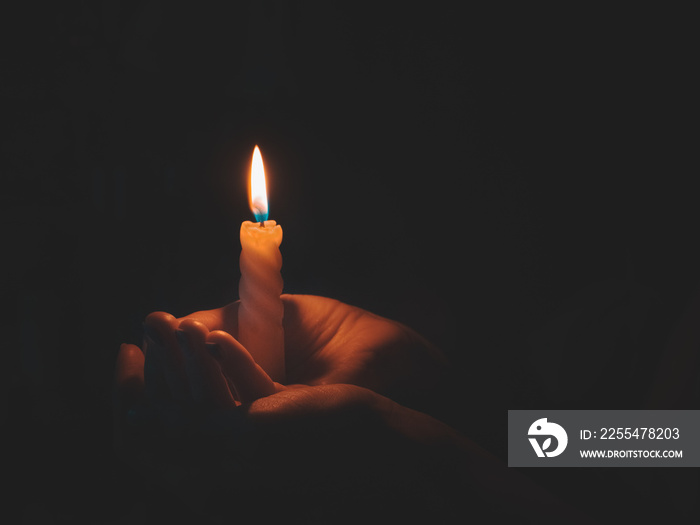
176, 319, 237, 409
114, 343, 145, 451
115, 343, 145, 409
206, 330, 279, 404
178, 301, 240, 338
144, 312, 190, 403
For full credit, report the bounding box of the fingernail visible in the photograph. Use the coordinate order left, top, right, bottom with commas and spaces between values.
205, 342, 222, 360
142, 323, 163, 346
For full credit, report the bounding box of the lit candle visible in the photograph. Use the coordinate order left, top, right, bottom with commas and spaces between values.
238, 145, 285, 382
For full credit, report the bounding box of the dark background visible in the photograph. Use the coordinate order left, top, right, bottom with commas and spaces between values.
4, 2, 697, 523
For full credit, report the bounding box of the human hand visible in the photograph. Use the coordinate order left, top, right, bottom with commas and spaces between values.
114, 295, 448, 518
115, 295, 593, 523
140, 294, 447, 411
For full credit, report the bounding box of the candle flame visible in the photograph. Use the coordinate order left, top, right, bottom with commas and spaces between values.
249, 145, 268, 222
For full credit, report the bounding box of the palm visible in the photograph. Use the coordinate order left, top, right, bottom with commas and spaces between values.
181, 294, 446, 403
115, 296, 578, 524
115, 294, 449, 510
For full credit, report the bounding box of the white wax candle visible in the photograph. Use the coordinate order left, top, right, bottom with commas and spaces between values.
238, 146, 285, 383
238, 220, 284, 382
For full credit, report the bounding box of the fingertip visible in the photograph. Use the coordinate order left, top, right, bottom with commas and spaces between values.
178, 317, 210, 339
206, 329, 226, 343
116, 343, 145, 390
145, 311, 177, 325
118, 343, 145, 363
144, 312, 179, 344
178, 318, 204, 329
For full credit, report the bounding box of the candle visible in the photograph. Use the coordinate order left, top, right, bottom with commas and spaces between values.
238, 145, 285, 382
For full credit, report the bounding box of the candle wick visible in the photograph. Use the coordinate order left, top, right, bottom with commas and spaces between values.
259, 220, 265, 228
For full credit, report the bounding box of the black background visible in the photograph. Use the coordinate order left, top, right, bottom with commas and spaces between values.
4, 2, 698, 523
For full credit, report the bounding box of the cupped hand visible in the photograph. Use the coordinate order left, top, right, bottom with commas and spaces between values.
115, 294, 448, 500
115, 295, 591, 524
139, 294, 447, 411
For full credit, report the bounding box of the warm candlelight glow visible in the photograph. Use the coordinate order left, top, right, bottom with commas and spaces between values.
250, 145, 268, 222
240, 144, 284, 381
